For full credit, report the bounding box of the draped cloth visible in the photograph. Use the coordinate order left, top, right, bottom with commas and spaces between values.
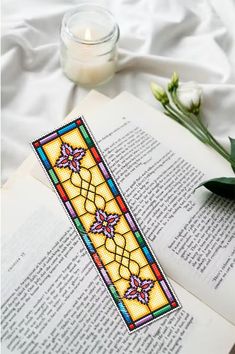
2, 0, 235, 183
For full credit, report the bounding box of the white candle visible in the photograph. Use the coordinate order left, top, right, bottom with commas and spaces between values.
60, 5, 119, 86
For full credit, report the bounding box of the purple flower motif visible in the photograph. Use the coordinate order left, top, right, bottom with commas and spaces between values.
55, 143, 85, 173
124, 275, 154, 305
89, 209, 120, 238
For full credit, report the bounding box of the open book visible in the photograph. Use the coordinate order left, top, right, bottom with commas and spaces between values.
2, 91, 235, 353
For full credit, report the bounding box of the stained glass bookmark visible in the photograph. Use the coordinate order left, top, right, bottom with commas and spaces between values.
32, 117, 180, 332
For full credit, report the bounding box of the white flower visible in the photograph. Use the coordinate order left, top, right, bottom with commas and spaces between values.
168, 72, 179, 91
151, 82, 169, 105
177, 81, 202, 114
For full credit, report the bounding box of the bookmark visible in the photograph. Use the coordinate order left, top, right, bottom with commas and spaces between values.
32, 117, 180, 332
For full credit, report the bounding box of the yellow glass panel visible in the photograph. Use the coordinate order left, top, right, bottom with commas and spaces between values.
81, 150, 96, 169
43, 138, 71, 182
127, 259, 140, 276
139, 264, 157, 281
122, 258, 129, 267
81, 188, 88, 198
124, 231, 140, 252
104, 237, 116, 253
123, 250, 129, 258
89, 184, 95, 193
106, 261, 122, 282
114, 278, 129, 297
80, 213, 95, 232
89, 165, 105, 186
123, 297, 150, 322
79, 167, 92, 184
96, 245, 115, 265
87, 191, 95, 201
54, 167, 71, 183
106, 233, 125, 252
70, 173, 82, 187
130, 248, 148, 268
43, 137, 62, 166
116, 246, 123, 256
115, 215, 130, 235
148, 282, 169, 312
61, 129, 87, 149
89, 233, 105, 248
63, 180, 81, 199
105, 199, 122, 216
115, 255, 122, 263
81, 180, 89, 190
71, 195, 87, 216
74, 194, 105, 215
118, 264, 131, 280
96, 182, 113, 202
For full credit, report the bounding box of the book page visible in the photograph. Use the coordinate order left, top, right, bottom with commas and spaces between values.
84, 92, 234, 325
1, 177, 235, 354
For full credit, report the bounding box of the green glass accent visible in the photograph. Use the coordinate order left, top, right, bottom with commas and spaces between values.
109, 285, 119, 303
79, 125, 93, 147
153, 304, 171, 318
49, 169, 59, 184
74, 218, 85, 232
135, 231, 145, 247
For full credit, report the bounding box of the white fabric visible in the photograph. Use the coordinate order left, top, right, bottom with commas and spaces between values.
2, 0, 235, 183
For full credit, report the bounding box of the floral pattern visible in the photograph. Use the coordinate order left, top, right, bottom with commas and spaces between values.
124, 275, 154, 304
90, 209, 120, 238
55, 143, 85, 173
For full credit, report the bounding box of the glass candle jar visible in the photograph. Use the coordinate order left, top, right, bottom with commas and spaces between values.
60, 4, 119, 87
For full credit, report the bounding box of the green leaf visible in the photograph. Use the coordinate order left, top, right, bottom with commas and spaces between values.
229, 137, 235, 174
196, 177, 235, 200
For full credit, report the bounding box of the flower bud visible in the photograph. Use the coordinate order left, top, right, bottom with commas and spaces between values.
176, 81, 202, 114
168, 72, 179, 92
151, 82, 169, 105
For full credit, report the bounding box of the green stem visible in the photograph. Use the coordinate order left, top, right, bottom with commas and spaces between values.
171, 88, 235, 168
172, 87, 229, 156
197, 117, 232, 158
209, 141, 235, 165
163, 104, 209, 144
168, 104, 209, 142
169, 92, 212, 142
172, 89, 198, 118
